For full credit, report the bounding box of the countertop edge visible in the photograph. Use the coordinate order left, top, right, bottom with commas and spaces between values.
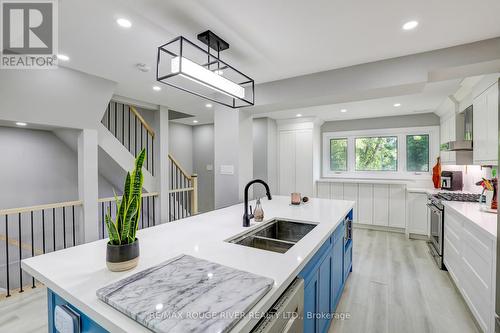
442, 201, 496, 241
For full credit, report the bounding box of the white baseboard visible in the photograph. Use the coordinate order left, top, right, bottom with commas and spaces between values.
353, 223, 405, 234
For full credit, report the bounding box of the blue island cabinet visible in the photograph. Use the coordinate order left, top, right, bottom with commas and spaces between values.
298, 210, 353, 333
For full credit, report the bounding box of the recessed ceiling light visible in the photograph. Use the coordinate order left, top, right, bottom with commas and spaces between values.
193, 120, 199, 123
57, 54, 69, 61
152, 86, 161, 91
116, 18, 132, 28
205, 103, 213, 108
402, 20, 418, 30
340, 109, 347, 113
394, 103, 401, 107
15, 122, 27, 127
296, 114, 302, 117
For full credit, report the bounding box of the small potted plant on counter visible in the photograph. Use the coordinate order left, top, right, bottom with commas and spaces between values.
105, 149, 145, 272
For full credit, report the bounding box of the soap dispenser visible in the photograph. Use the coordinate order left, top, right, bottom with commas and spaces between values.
254, 198, 264, 222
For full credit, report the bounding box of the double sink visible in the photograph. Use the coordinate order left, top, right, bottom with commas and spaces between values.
227, 219, 317, 254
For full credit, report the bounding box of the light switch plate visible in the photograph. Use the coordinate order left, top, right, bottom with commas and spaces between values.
220, 164, 234, 175
54, 305, 80, 333
206, 164, 213, 171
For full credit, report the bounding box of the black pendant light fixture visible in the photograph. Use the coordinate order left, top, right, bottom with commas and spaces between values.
156, 30, 255, 109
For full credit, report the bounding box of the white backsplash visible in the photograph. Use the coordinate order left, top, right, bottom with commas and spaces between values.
442, 165, 496, 193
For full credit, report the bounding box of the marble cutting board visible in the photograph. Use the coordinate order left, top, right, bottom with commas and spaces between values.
96, 254, 274, 333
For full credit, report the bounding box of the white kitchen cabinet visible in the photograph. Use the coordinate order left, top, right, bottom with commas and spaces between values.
439, 111, 456, 164
316, 182, 330, 199
343, 183, 358, 223
444, 208, 496, 333
295, 130, 314, 196
389, 185, 406, 228
330, 182, 343, 200
316, 181, 408, 229
357, 184, 373, 225
373, 185, 389, 226
278, 128, 314, 197
473, 81, 498, 165
406, 192, 428, 236
278, 131, 296, 196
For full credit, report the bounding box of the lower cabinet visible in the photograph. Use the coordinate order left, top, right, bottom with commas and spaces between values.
444, 208, 496, 333
406, 191, 429, 236
299, 210, 353, 333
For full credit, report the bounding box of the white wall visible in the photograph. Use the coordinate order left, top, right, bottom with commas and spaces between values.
168, 122, 193, 174
214, 108, 240, 208
0, 67, 115, 129
442, 165, 494, 193
193, 124, 215, 213
0, 126, 114, 209
321, 113, 440, 133
253, 118, 278, 197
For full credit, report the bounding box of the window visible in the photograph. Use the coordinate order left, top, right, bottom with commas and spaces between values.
355, 136, 398, 171
322, 126, 438, 178
406, 134, 429, 172
330, 138, 347, 171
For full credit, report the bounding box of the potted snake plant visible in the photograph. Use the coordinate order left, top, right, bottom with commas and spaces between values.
105, 149, 145, 272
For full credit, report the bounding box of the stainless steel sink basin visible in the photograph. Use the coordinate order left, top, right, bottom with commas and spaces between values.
254, 219, 317, 243
227, 219, 317, 253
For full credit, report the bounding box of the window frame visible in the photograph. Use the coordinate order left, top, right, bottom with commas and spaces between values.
406, 134, 430, 173
329, 137, 348, 172
354, 135, 399, 172
322, 126, 439, 179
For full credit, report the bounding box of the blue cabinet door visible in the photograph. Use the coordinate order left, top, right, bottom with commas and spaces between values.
317, 252, 332, 333
304, 274, 318, 333
331, 234, 344, 311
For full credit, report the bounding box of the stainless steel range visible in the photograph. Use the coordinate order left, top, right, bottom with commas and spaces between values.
427, 192, 481, 270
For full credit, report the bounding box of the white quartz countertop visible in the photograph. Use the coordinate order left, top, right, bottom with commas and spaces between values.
442, 201, 497, 240
22, 196, 354, 333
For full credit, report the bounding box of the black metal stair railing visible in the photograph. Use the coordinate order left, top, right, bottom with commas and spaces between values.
101, 101, 155, 175
0, 200, 82, 298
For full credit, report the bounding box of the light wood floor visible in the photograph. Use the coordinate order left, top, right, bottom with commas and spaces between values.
0, 285, 47, 332
329, 228, 479, 333
0, 229, 480, 333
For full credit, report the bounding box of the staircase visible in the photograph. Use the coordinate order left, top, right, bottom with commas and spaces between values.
99, 100, 198, 221
99, 101, 155, 192
168, 154, 198, 221
0, 99, 199, 299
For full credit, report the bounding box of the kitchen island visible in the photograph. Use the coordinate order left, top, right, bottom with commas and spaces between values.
22, 196, 354, 333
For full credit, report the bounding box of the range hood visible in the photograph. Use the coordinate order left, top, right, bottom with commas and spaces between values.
443, 105, 473, 152
442, 140, 473, 151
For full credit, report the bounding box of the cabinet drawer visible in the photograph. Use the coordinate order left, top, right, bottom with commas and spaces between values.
460, 270, 491, 333
461, 231, 493, 292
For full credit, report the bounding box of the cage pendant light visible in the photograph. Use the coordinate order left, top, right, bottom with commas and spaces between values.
156, 30, 255, 108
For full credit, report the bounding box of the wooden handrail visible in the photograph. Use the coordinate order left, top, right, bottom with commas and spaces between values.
98, 192, 159, 203
169, 187, 194, 194
130, 105, 155, 139
0, 233, 43, 256
0, 200, 83, 216
168, 154, 194, 180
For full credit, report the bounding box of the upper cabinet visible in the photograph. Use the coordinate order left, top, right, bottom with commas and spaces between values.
278, 119, 322, 197
439, 98, 457, 165
473, 80, 499, 166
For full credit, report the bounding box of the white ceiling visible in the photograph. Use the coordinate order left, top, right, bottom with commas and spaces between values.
255, 79, 463, 121
58, 0, 500, 123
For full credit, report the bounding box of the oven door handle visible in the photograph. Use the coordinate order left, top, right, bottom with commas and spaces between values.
426, 204, 442, 214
